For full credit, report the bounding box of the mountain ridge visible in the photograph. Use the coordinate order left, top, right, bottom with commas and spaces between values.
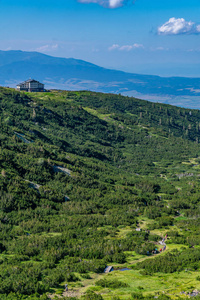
0, 50, 200, 109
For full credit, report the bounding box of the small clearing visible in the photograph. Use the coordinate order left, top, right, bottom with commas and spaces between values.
14, 131, 32, 144
25, 180, 41, 190
53, 165, 71, 176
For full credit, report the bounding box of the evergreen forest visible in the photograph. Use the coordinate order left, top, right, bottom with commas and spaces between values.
1, 88, 200, 299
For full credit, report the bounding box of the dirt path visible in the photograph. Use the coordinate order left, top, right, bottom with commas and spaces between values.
63, 289, 83, 298
49, 289, 82, 299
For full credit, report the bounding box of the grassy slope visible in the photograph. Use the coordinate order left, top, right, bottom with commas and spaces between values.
1, 88, 200, 299
60, 221, 197, 299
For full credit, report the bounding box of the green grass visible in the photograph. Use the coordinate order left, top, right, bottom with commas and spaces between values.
51, 224, 193, 299
68, 268, 200, 299
175, 216, 189, 221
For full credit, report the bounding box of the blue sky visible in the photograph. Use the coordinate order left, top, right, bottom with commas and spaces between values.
0, 0, 200, 76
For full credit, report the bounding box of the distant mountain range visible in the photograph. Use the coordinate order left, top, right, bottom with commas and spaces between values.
0, 50, 200, 109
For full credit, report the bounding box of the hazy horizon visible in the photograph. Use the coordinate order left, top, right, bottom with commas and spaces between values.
1, 0, 200, 77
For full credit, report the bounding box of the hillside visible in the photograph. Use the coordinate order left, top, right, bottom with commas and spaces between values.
0, 50, 200, 108
1, 88, 200, 299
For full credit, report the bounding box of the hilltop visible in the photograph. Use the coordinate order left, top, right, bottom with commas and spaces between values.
1, 88, 200, 299
0, 50, 200, 108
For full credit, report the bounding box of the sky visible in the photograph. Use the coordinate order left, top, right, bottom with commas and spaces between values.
0, 0, 200, 77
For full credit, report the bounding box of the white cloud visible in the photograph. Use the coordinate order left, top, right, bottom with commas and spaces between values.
109, 43, 144, 51
108, 44, 120, 51
78, 0, 134, 8
109, 0, 124, 8
119, 45, 133, 51
158, 17, 200, 35
150, 46, 170, 52
36, 44, 58, 52
155, 47, 164, 51
132, 43, 144, 49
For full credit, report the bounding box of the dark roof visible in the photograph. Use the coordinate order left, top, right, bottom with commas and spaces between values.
17, 79, 43, 85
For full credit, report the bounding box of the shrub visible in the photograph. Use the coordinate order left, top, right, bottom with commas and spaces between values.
113, 252, 126, 264
131, 292, 144, 300
82, 290, 103, 300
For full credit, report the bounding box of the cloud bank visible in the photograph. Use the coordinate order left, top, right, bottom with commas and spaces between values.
109, 43, 144, 51
158, 18, 200, 35
78, 0, 134, 9
36, 44, 58, 53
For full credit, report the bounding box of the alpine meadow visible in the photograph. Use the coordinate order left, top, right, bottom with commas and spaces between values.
1, 88, 200, 299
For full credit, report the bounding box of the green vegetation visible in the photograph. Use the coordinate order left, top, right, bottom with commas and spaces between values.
1, 88, 200, 299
